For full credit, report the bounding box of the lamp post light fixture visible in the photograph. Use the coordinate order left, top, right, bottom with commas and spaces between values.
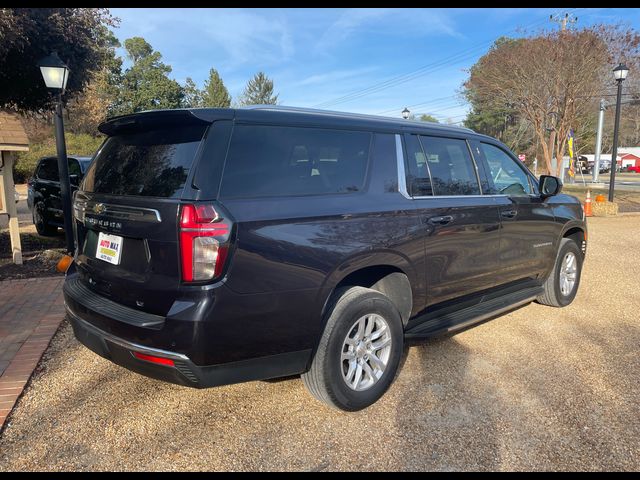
608, 63, 629, 202
401, 107, 410, 120
38, 52, 74, 254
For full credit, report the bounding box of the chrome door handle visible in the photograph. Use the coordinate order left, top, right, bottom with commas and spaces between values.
501, 210, 517, 218
427, 215, 454, 225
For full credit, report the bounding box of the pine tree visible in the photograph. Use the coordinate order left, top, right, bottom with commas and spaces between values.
183, 77, 203, 108
201, 69, 231, 108
238, 72, 278, 106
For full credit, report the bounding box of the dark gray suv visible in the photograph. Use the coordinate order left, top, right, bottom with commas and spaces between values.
27, 155, 92, 235
63, 106, 586, 411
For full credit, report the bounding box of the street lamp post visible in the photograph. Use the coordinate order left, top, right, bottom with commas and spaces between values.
402, 108, 410, 120
608, 63, 629, 202
38, 52, 74, 254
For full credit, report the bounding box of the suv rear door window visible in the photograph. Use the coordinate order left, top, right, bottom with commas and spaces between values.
404, 134, 433, 197
220, 125, 371, 198
82, 125, 207, 198
419, 136, 480, 196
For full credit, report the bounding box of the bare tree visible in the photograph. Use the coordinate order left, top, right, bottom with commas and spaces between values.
464, 25, 640, 176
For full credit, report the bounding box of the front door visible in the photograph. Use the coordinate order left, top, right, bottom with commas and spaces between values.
471, 140, 557, 283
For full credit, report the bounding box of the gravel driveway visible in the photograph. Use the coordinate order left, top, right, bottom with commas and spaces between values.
1, 216, 639, 471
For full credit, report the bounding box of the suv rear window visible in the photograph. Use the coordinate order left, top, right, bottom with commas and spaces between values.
220, 125, 371, 198
82, 125, 207, 198
37, 157, 82, 181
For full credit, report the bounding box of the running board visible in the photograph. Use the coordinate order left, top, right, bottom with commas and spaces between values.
405, 286, 543, 339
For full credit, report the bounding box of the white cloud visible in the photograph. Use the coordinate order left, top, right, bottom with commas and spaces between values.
201, 10, 294, 69
293, 66, 380, 87
316, 8, 463, 53
111, 8, 294, 71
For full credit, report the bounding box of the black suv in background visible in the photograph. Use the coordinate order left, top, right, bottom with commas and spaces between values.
63, 107, 586, 411
27, 155, 93, 235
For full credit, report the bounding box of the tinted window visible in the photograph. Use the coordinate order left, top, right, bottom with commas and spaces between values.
68, 159, 82, 176
480, 143, 531, 196
221, 125, 371, 198
37, 158, 58, 181
82, 125, 206, 198
404, 134, 432, 196
420, 136, 480, 196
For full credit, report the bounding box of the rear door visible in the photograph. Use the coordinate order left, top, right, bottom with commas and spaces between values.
74, 120, 211, 317
403, 133, 502, 306
471, 140, 556, 283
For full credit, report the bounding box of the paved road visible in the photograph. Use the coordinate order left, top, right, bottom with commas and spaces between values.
13, 185, 32, 229
0, 217, 638, 471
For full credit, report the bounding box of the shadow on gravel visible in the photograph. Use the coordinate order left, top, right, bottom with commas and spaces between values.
393, 336, 501, 471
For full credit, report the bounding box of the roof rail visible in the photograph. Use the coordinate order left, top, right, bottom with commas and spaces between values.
242, 105, 474, 133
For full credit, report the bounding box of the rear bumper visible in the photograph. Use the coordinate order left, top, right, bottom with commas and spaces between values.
66, 300, 311, 389
68, 307, 199, 387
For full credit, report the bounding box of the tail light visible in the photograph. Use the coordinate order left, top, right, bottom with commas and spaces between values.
179, 204, 232, 282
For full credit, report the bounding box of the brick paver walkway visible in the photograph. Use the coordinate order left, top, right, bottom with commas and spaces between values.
0, 277, 65, 429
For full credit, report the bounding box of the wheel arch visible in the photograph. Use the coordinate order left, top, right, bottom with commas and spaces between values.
319, 255, 416, 329
560, 223, 587, 256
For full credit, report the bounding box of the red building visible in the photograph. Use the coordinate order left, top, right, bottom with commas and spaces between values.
618, 152, 640, 168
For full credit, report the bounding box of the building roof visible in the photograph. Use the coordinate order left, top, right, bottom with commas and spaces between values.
619, 147, 640, 158
0, 111, 29, 152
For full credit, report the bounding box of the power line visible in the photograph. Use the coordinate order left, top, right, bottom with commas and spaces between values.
375, 94, 460, 115
312, 8, 583, 110
312, 43, 491, 109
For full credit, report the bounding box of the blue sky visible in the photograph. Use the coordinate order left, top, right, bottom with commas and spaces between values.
109, 8, 640, 124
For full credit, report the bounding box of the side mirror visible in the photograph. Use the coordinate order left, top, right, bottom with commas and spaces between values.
69, 174, 81, 186
539, 175, 562, 198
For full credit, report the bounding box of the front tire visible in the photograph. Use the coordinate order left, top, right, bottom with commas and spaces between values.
302, 287, 404, 411
537, 238, 583, 307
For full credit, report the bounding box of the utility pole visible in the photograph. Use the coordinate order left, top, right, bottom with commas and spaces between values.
593, 99, 606, 183
549, 12, 578, 31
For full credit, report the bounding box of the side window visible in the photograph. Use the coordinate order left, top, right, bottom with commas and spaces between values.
404, 134, 433, 196
221, 125, 371, 198
37, 158, 59, 181
480, 143, 531, 196
68, 159, 82, 176
419, 136, 480, 196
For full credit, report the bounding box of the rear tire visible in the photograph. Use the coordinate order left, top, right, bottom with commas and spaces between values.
537, 238, 583, 307
302, 286, 404, 411
33, 204, 57, 236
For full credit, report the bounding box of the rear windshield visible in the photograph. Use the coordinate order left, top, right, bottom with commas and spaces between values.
82, 125, 207, 198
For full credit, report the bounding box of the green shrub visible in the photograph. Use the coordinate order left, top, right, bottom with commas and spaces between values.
14, 133, 104, 183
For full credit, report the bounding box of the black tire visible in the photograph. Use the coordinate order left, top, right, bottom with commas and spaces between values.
536, 238, 583, 307
302, 286, 404, 411
33, 204, 57, 236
